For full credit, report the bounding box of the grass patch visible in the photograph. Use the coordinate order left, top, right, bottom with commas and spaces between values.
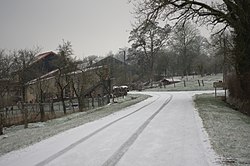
194, 94, 250, 165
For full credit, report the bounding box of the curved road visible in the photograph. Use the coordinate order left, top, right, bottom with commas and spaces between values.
0, 92, 219, 166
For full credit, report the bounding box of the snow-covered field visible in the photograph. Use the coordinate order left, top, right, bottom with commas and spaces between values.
0, 94, 149, 156
194, 94, 250, 165
148, 74, 223, 91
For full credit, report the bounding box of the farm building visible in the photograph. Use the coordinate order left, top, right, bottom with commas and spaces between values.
25, 66, 110, 103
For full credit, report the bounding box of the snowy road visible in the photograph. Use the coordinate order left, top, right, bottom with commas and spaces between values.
0, 91, 219, 166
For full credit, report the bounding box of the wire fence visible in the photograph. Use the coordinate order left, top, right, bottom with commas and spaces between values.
0, 96, 109, 127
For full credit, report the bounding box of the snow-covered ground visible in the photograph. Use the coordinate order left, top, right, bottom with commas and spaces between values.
148, 74, 223, 91
0, 91, 220, 166
0, 94, 149, 156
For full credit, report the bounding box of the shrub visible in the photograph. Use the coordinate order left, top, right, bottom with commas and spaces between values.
227, 73, 250, 116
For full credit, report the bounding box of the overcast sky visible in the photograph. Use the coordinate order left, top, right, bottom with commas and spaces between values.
0, 0, 214, 59
0, 0, 135, 59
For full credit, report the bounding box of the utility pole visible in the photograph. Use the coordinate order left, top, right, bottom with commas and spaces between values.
123, 50, 127, 84
119, 49, 127, 84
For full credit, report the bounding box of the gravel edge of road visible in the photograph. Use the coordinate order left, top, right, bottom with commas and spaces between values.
0, 94, 150, 156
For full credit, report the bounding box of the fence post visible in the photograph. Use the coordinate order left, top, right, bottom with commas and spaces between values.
215, 87, 217, 97
198, 80, 201, 86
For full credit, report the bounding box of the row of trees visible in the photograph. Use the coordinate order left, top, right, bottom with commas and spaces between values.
128, 0, 250, 114
77, 20, 229, 86
126, 20, 229, 82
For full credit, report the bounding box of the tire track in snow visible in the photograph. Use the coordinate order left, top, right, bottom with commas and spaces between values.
35, 94, 161, 166
102, 94, 173, 166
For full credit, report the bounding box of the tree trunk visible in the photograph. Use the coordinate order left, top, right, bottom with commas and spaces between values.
62, 100, 66, 115
60, 92, 66, 114
23, 104, 28, 128
92, 97, 95, 108
50, 100, 55, 118
39, 103, 45, 122
234, 31, 250, 100
39, 89, 45, 122
107, 78, 111, 104
21, 84, 28, 128
0, 113, 3, 135
78, 96, 85, 112
227, 27, 250, 115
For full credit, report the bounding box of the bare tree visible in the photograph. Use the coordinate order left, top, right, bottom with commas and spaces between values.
0, 80, 7, 135
211, 31, 234, 80
131, 0, 250, 103
12, 48, 40, 128
0, 49, 19, 133
55, 69, 70, 115
54, 40, 75, 114
95, 66, 111, 104
0, 50, 12, 133
154, 50, 170, 78
0, 49, 13, 79
129, 20, 171, 82
192, 36, 211, 77
70, 70, 87, 111
35, 77, 51, 121
57, 40, 74, 66
170, 21, 200, 77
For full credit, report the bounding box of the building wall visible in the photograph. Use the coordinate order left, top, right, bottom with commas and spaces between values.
25, 66, 109, 103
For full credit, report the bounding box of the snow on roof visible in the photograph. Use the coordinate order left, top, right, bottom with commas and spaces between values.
31, 51, 57, 64
67, 65, 104, 76
26, 65, 105, 85
40, 69, 59, 78
26, 69, 59, 85
162, 78, 181, 82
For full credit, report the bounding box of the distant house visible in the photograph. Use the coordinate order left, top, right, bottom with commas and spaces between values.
0, 51, 66, 106
12, 51, 62, 84
89, 56, 129, 86
26, 51, 61, 83
161, 78, 181, 86
1, 51, 62, 106
31, 51, 59, 72
90, 56, 125, 67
